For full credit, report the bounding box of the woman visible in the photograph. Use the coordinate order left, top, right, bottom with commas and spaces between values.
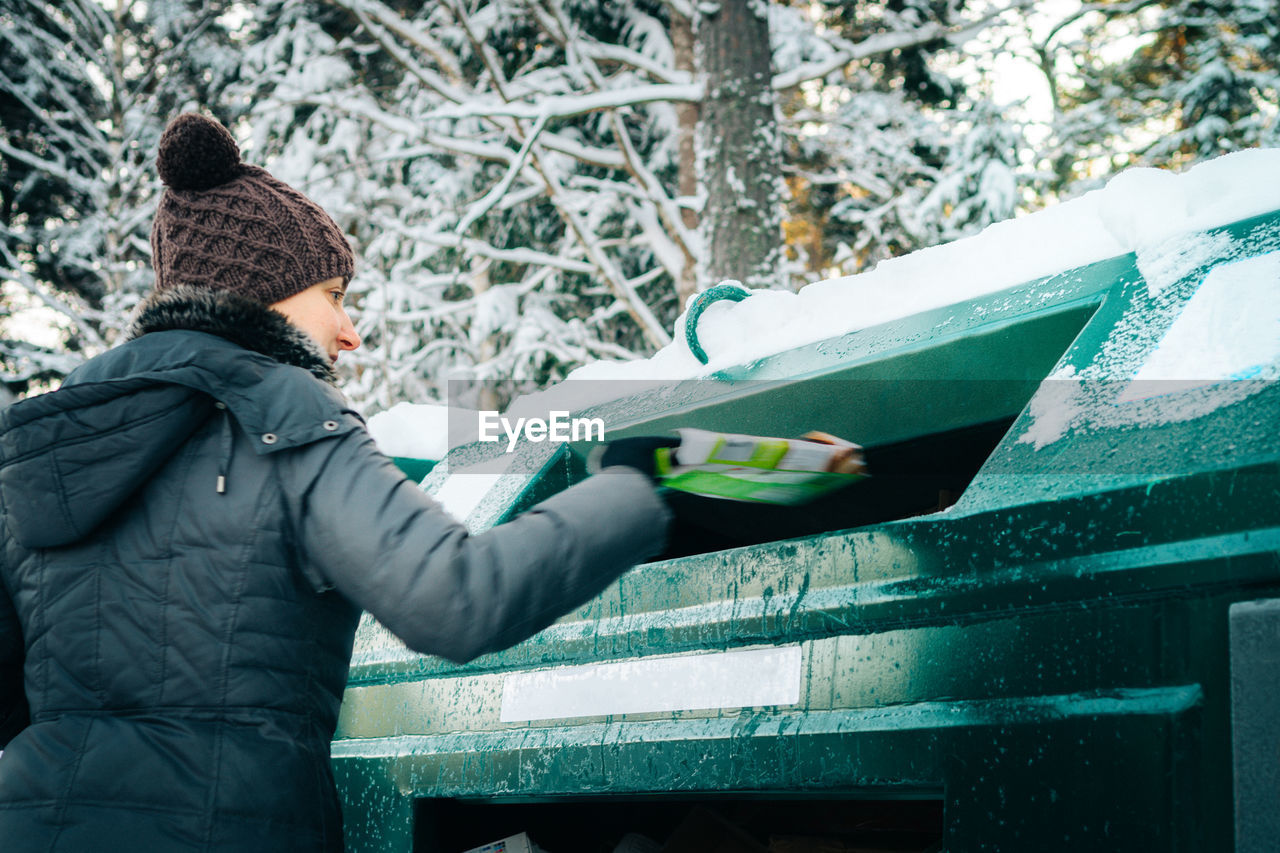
0, 113, 670, 852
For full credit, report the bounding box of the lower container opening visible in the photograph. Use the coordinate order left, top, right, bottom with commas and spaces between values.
413, 794, 945, 853
656, 416, 1015, 560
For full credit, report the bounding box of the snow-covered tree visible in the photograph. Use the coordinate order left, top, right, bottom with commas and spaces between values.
1033, 0, 1280, 189
235, 0, 700, 411
242, 0, 1040, 410
11, 0, 1268, 410
0, 0, 243, 395
912, 99, 1023, 243
775, 0, 1036, 276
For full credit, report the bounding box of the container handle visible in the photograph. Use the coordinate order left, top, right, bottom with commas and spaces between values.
684, 282, 751, 365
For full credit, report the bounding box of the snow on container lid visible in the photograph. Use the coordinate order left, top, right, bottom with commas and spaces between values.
569, 149, 1280, 386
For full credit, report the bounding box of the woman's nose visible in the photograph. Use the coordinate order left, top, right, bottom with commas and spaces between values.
338, 310, 361, 351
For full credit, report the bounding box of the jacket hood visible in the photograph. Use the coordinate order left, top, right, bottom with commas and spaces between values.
0, 287, 358, 549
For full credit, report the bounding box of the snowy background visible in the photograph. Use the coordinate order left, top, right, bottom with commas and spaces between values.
3, 0, 1278, 413
367, 145, 1280, 461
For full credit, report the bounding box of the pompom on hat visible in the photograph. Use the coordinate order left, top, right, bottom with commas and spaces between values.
150, 112, 354, 304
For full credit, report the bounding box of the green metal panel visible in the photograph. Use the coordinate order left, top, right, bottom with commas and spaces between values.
334, 209, 1280, 851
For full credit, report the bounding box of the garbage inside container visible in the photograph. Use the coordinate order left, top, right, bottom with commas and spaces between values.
462, 832, 546, 853
660, 806, 767, 853
611, 834, 661, 853
417, 797, 943, 853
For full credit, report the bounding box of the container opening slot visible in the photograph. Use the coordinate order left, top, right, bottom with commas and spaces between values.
656, 415, 1015, 560
641, 298, 1104, 560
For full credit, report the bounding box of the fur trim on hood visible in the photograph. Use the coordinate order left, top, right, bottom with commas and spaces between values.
128, 286, 338, 385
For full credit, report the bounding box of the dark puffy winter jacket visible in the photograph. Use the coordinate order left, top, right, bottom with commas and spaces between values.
0, 287, 669, 852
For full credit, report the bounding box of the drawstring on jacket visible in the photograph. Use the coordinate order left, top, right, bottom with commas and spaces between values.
215, 401, 233, 494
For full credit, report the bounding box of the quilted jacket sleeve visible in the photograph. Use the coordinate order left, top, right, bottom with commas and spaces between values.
0, 551, 29, 748
278, 427, 671, 664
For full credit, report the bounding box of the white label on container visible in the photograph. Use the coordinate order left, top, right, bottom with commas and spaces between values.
500, 645, 803, 723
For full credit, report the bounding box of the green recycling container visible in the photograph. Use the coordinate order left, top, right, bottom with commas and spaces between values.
332, 208, 1280, 852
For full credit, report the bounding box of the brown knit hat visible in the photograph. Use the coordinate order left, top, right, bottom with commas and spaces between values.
150, 112, 354, 303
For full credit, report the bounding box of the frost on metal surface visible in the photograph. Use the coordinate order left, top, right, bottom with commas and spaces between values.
1136, 229, 1236, 298
1124, 250, 1280, 393
1019, 242, 1279, 449
348, 613, 413, 669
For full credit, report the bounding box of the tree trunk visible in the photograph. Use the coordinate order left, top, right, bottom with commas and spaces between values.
695, 0, 784, 292
671, 6, 700, 309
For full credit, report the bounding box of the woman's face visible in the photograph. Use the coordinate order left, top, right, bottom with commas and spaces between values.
271, 277, 361, 365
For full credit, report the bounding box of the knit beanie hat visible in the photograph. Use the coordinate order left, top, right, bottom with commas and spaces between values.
150, 112, 354, 303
